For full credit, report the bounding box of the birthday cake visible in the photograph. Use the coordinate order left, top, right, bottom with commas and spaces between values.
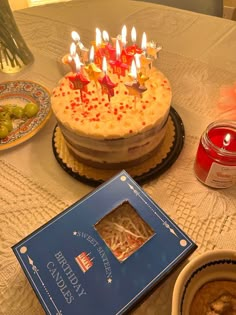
51, 28, 172, 169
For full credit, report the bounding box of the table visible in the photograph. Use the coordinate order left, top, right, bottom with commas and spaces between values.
0, 1, 236, 314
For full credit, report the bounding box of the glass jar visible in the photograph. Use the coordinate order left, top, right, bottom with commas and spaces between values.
194, 120, 236, 188
0, 0, 34, 73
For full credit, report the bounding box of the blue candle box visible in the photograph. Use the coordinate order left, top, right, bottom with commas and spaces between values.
13, 170, 197, 315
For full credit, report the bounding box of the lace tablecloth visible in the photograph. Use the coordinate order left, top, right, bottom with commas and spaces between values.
0, 1, 236, 314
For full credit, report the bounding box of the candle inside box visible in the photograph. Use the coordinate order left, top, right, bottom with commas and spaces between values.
194, 120, 236, 189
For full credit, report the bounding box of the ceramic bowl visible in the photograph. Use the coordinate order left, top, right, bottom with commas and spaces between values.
171, 249, 236, 315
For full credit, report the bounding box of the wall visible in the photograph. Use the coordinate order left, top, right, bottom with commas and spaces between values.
9, 0, 29, 10
224, 0, 236, 6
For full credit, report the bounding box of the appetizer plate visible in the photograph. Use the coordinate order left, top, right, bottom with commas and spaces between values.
0, 80, 51, 150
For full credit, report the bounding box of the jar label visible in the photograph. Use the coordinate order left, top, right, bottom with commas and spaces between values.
205, 162, 236, 188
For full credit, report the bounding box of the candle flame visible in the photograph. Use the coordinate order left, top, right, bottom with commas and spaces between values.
102, 30, 109, 42
141, 32, 147, 51
116, 40, 121, 59
121, 25, 127, 46
223, 133, 231, 147
130, 59, 137, 79
134, 54, 141, 70
89, 46, 94, 63
102, 56, 107, 74
70, 42, 77, 57
96, 28, 102, 47
131, 26, 136, 44
71, 31, 80, 42
75, 54, 81, 73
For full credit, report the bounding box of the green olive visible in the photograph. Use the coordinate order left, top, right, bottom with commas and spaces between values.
24, 102, 39, 118
0, 119, 13, 132
0, 125, 9, 139
12, 106, 24, 119
0, 111, 11, 120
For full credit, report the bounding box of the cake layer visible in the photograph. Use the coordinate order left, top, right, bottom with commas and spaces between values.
59, 116, 168, 168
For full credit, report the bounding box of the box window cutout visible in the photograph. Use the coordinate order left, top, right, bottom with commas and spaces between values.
95, 201, 154, 262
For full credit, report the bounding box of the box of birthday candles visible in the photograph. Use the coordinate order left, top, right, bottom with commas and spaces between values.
12, 170, 197, 315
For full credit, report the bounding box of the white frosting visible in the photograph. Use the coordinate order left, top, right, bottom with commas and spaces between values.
51, 67, 172, 139
51, 67, 172, 167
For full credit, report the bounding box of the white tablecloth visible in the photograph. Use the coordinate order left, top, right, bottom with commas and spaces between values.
0, 1, 236, 314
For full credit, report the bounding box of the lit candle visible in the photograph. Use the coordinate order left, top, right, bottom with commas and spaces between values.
102, 30, 116, 61
140, 32, 152, 71
194, 120, 236, 188
71, 31, 89, 63
126, 26, 142, 55
121, 25, 127, 48
122, 26, 142, 65
67, 54, 90, 102
62, 42, 77, 73
98, 56, 117, 102
94, 28, 104, 68
84, 46, 102, 85
71, 31, 80, 43
111, 26, 125, 50
135, 54, 149, 86
96, 28, 102, 47
109, 40, 128, 78
125, 59, 147, 98
141, 32, 147, 52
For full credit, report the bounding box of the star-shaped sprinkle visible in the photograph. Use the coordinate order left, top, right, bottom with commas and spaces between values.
107, 278, 112, 284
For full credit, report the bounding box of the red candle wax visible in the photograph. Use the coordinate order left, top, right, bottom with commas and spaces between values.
194, 121, 236, 188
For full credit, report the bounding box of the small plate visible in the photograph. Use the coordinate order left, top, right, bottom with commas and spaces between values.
0, 80, 51, 150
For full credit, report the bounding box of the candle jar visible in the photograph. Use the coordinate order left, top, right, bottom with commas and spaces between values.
194, 120, 236, 188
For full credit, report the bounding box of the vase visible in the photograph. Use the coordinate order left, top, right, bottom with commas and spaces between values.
0, 0, 34, 74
